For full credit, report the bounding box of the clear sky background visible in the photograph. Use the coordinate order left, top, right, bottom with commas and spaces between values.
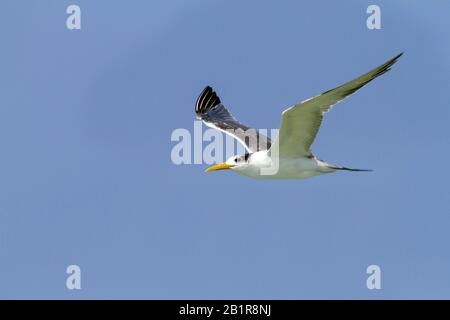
0, 0, 449, 299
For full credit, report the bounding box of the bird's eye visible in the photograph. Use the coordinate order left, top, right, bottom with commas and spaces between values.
234, 158, 238, 163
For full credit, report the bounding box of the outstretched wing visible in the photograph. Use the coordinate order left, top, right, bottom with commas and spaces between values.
269, 53, 403, 158
195, 86, 271, 152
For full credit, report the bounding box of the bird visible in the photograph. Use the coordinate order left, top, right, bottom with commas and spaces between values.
196, 53, 402, 179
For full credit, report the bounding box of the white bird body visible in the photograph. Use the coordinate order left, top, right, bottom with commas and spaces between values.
195, 53, 403, 180
231, 151, 334, 180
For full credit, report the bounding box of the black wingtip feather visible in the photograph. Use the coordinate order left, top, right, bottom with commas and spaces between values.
195, 86, 221, 115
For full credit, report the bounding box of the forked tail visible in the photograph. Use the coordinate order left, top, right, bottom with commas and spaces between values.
329, 166, 373, 172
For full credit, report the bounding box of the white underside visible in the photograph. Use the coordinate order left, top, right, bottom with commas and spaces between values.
231, 151, 336, 180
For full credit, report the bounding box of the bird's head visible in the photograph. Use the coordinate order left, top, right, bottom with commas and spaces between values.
205, 154, 250, 173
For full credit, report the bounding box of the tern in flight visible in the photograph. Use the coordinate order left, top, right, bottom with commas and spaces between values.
196, 53, 402, 179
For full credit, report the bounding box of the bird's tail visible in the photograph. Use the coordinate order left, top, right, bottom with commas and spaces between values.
329, 166, 373, 172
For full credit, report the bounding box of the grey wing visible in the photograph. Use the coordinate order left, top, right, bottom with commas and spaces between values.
195, 86, 271, 152
269, 53, 403, 158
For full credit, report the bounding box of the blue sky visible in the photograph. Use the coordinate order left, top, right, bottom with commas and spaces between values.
0, 0, 449, 299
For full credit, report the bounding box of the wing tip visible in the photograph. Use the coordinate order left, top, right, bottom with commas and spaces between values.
387, 51, 404, 67
379, 52, 403, 73
195, 86, 221, 114
348, 51, 404, 90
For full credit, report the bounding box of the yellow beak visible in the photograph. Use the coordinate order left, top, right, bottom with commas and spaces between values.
205, 163, 234, 173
